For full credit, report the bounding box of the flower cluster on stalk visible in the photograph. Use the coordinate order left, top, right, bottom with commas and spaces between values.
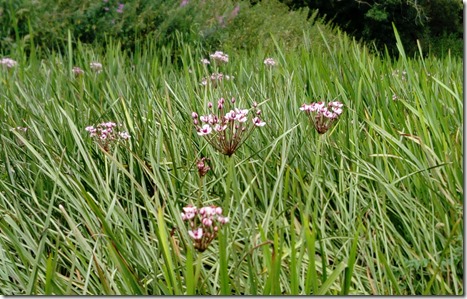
181, 205, 229, 252
209, 51, 229, 63
200, 73, 232, 87
263, 58, 276, 67
299, 101, 344, 134
192, 97, 266, 156
0, 58, 17, 69
85, 121, 130, 152
72, 67, 85, 76
90, 62, 103, 73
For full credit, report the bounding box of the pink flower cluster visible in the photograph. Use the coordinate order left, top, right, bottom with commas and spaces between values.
116, 3, 124, 13
181, 205, 229, 252
192, 98, 266, 156
300, 101, 344, 134
263, 58, 276, 66
90, 62, 103, 73
200, 73, 232, 87
71, 62, 102, 76
85, 121, 130, 151
72, 67, 85, 76
0, 58, 18, 69
209, 51, 229, 63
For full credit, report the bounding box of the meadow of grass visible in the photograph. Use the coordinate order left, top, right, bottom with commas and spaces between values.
0, 27, 463, 295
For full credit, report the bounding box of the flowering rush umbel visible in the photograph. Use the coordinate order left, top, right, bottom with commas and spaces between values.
209, 51, 229, 63
85, 121, 130, 151
192, 97, 266, 156
90, 62, 103, 73
299, 101, 344, 134
200, 73, 232, 88
72, 66, 84, 76
263, 58, 276, 67
0, 58, 18, 69
181, 205, 229, 252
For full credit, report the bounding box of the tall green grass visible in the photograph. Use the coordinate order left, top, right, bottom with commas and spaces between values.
0, 27, 462, 294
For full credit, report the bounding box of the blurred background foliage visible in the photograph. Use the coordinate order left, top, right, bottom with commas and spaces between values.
281, 0, 463, 57
0, 0, 463, 58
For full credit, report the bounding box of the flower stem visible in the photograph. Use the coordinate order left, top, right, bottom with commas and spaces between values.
197, 175, 203, 208
305, 134, 325, 222
194, 252, 203, 292
225, 156, 235, 209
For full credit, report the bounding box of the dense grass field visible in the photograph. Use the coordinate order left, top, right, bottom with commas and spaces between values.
0, 27, 463, 295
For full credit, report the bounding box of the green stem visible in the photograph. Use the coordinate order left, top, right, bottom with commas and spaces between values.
197, 175, 203, 208
225, 156, 235, 209
194, 252, 203, 293
305, 134, 324, 219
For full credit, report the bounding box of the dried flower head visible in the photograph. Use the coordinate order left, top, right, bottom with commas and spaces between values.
300, 100, 344, 134
197, 157, 211, 177
181, 204, 229, 252
192, 97, 266, 156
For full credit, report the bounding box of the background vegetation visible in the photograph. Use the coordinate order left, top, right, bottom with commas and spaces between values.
0, 0, 463, 295
281, 0, 463, 57
0, 0, 462, 58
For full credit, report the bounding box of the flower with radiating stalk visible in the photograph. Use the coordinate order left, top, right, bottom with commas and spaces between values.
85, 121, 130, 152
300, 100, 344, 134
209, 51, 229, 63
192, 98, 266, 157
0, 58, 17, 69
263, 58, 276, 66
181, 204, 229, 252
90, 62, 103, 73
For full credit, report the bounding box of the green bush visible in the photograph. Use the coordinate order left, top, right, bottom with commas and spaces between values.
0, 0, 199, 54
0, 0, 334, 58
280, 0, 463, 58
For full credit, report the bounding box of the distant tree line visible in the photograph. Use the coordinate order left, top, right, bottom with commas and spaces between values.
275, 0, 463, 57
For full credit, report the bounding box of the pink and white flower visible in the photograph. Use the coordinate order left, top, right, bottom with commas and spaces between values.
193, 98, 266, 156
181, 204, 229, 252
300, 100, 344, 134
197, 124, 212, 136
188, 228, 203, 240
263, 58, 276, 66
209, 51, 229, 63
